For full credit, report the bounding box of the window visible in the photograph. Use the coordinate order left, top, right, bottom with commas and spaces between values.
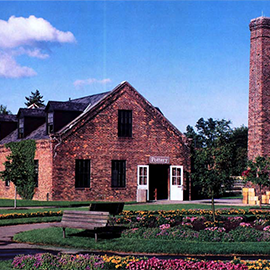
5, 180, 10, 187
47, 112, 54, 134
34, 160, 39, 187
171, 167, 182, 185
18, 118, 24, 138
75, 159, 90, 188
118, 110, 132, 137
111, 160, 126, 187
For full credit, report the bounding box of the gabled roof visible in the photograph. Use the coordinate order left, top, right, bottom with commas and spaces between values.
17, 108, 46, 118
55, 81, 189, 146
45, 92, 109, 112
0, 114, 17, 122
0, 81, 189, 146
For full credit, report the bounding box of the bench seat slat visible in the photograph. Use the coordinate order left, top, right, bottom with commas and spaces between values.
61, 218, 108, 224
62, 215, 109, 221
61, 220, 107, 227
61, 221, 107, 229
64, 211, 109, 216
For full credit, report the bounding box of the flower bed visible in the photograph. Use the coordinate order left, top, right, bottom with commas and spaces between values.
122, 225, 270, 242
116, 209, 270, 226
115, 209, 270, 243
0, 210, 62, 220
11, 253, 254, 270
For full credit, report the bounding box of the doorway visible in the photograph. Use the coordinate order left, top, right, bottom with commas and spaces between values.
149, 165, 169, 200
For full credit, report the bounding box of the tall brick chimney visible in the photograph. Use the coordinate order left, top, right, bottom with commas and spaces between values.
248, 17, 270, 160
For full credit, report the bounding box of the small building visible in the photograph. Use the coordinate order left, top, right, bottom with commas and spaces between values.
0, 82, 191, 202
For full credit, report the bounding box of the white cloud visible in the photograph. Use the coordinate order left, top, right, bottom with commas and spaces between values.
13, 47, 49, 59
0, 52, 37, 78
0, 15, 76, 49
74, 78, 112, 88
0, 15, 76, 79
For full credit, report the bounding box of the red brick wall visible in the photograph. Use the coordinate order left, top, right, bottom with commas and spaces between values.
51, 85, 191, 201
248, 17, 270, 160
0, 140, 53, 201
33, 140, 53, 200
0, 145, 13, 199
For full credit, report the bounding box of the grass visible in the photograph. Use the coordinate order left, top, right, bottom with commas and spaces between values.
13, 227, 270, 255
0, 260, 13, 270
0, 216, 62, 226
0, 198, 92, 208
0, 199, 137, 208
0, 207, 88, 215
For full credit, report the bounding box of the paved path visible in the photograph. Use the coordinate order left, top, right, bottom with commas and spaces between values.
0, 223, 88, 260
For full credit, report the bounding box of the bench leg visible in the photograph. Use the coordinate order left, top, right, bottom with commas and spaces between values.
95, 232, 97, 243
63, 228, 66, 238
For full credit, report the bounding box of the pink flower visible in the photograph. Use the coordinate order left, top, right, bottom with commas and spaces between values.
159, 224, 170, 230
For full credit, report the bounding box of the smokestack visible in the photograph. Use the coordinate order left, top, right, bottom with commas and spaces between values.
248, 16, 270, 160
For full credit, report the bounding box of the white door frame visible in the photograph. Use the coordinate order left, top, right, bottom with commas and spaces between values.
170, 165, 183, 200
137, 165, 149, 201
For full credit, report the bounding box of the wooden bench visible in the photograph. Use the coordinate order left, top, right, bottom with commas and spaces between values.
89, 202, 124, 216
55, 210, 110, 242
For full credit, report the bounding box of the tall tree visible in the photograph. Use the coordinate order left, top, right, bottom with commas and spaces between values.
0, 104, 11, 115
0, 140, 36, 200
230, 126, 248, 176
25, 90, 45, 108
185, 118, 234, 222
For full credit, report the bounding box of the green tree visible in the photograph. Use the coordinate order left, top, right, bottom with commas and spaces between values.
0, 140, 36, 200
25, 90, 45, 108
0, 104, 11, 115
185, 118, 234, 221
243, 156, 270, 205
230, 126, 248, 176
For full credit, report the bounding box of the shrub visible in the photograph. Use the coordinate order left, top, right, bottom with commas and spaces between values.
225, 226, 270, 242
121, 224, 270, 243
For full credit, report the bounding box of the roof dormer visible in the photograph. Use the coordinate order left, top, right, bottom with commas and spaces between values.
0, 114, 17, 140
17, 108, 46, 139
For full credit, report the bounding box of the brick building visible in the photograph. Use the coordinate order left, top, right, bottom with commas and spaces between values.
248, 16, 270, 160
0, 81, 191, 202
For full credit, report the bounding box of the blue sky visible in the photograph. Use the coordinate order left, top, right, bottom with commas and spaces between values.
0, 1, 269, 132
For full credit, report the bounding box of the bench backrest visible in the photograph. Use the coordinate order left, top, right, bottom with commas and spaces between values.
89, 203, 124, 216
61, 210, 110, 229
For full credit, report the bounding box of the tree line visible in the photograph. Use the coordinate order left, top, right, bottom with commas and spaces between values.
0, 89, 45, 114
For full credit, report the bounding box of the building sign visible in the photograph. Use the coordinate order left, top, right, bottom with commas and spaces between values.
149, 156, 170, 164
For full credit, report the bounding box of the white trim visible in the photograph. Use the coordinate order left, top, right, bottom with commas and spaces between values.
170, 165, 183, 200
137, 165, 149, 201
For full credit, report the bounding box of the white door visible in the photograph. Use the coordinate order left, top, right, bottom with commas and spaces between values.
137, 165, 149, 201
170, 166, 183, 200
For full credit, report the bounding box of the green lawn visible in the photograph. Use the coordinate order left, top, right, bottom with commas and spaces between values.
13, 227, 270, 255
0, 260, 13, 270
0, 198, 92, 208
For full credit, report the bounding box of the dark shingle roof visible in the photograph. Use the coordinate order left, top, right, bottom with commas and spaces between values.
46, 92, 110, 112
0, 123, 49, 145
0, 114, 17, 122
70, 92, 110, 104
17, 108, 46, 118
0, 129, 17, 144
46, 101, 86, 112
